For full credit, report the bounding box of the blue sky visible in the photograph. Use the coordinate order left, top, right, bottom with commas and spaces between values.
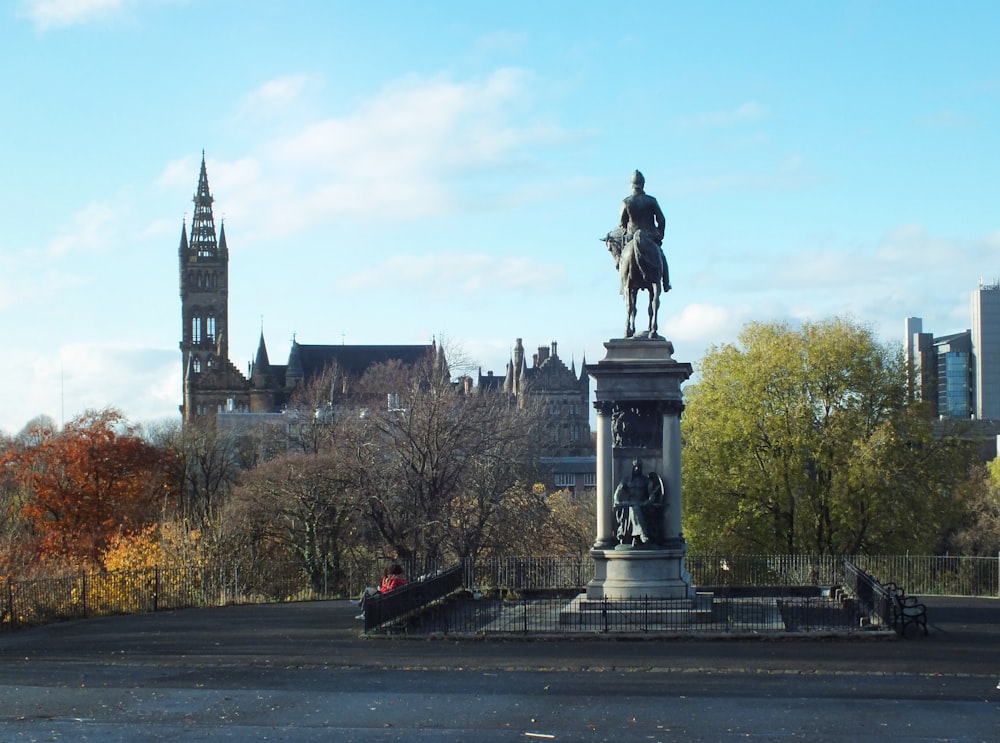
2, 0, 999, 435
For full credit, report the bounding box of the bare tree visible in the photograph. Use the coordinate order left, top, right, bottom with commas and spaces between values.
224, 451, 360, 591
284, 362, 349, 455
150, 420, 244, 531
346, 354, 544, 568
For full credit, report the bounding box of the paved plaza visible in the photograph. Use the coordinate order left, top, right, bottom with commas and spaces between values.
0, 595, 998, 740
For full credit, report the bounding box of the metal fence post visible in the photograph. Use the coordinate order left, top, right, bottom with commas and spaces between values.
6, 577, 13, 629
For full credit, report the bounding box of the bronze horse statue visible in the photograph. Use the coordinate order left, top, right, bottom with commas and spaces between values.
602, 227, 668, 338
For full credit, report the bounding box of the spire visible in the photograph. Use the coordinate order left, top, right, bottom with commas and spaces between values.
517, 352, 529, 396
253, 331, 270, 373
286, 339, 304, 388
512, 338, 525, 394
178, 220, 189, 296
503, 355, 514, 394
189, 151, 218, 259
219, 221, 228, 258
435, 340, 449, 381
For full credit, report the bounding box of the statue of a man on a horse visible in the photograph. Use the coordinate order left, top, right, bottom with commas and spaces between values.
602, 170, 670, 338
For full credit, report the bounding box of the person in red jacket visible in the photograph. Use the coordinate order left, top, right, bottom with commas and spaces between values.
357, 564, 407, 619
379, 564, 407, 592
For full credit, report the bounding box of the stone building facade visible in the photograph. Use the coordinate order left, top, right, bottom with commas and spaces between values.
178, 155, 436, 423
178, 155, 595, 490
478, 338, 591, 458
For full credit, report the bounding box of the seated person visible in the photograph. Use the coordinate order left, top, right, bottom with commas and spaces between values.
379, 564, 407, 592
356, 564, 407, 618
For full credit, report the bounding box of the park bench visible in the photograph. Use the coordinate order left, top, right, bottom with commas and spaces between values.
884, 582, 928, 636
362, 563, 464, 632
842, 561, 928, 637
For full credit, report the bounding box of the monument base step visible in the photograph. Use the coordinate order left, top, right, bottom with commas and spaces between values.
559, 592, 714, 627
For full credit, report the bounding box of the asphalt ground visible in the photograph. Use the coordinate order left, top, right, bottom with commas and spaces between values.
0, 595, 998, 741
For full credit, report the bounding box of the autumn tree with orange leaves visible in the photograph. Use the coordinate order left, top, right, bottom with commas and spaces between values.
0, 409, 177, 571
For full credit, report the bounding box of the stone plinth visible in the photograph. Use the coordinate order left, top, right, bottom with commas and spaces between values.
587, 336, 694, 600
588, 546, 693, 600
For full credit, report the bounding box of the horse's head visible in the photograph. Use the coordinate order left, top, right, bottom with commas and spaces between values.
602, 229, 626, 263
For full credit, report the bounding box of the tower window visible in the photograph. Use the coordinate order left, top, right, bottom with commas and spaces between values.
207, 316, 216, 343
192, 358, 202, 373
192, 316, 202, 345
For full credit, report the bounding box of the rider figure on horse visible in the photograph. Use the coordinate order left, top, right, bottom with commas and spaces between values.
620, 170, 670, 293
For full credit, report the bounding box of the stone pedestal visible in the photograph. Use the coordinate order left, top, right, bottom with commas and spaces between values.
587, 337, 694, 600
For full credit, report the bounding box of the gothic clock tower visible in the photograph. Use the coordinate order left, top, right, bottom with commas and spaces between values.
178, 153, 247, 421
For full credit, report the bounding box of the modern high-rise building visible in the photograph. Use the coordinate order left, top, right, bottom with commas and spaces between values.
906, 280, 1000, 421
905, 318, 973, 420
905, 317, 934, 407
935, 331, 973, 420
971, 281, 1000, 421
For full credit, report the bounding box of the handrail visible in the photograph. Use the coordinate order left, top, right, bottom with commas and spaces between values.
363, 563, 464, 632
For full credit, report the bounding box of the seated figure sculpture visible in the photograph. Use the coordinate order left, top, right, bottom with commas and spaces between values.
613, 459, 666, 548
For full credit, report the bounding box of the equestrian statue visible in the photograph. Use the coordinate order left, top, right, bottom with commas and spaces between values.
602, 170, 670, 338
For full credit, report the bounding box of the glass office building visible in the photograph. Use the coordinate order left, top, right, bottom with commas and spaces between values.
906, 318, 973, 420
935, 332, 973, 419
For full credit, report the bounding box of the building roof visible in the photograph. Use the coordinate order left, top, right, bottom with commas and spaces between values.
252, 339, 439, 390
293, 342, 436, 378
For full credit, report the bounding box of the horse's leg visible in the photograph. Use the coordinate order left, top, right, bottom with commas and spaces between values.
648, 283, 660, 337
626, 288, 638, 337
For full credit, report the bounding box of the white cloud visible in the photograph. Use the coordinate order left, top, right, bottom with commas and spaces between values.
676, 101, 769, 129
668, 302, 751, 343
271, 68, 538, 173
169, 68, 577, 241
20, 0, 125, 29
257, 69, 561, 217
0, 342, 178, 435
46, 200, 117, 257
664, 158, 822, 198
917, 109, 977, 130
0, 241, 90, 311
237, 75, 313, 117
157, 155, 198, 190
338, 253, 561, 295
473, 30, 529, 56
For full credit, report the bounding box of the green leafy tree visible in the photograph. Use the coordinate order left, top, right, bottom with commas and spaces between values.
944, 461, 1000, 555
682, 318, 970, 555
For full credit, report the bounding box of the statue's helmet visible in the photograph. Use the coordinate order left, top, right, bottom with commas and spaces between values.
631, 170, 645, 188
